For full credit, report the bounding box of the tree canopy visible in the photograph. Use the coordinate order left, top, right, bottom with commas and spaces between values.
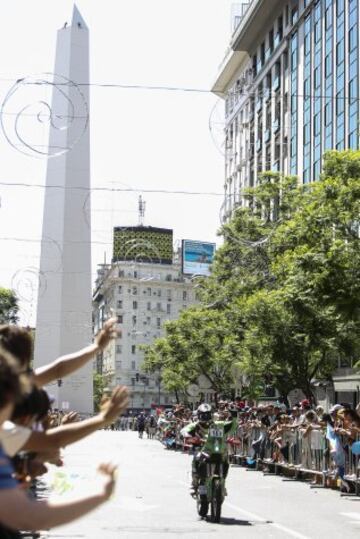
143, 151, 360, 402
0, 287, 19, 324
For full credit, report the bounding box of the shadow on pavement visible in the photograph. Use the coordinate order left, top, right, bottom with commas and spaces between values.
206, 517, 253, 526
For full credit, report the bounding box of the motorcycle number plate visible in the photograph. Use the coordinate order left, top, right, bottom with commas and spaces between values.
209, 428, 224, 438
198, 485, 207, 495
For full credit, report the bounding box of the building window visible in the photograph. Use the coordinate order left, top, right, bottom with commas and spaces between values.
118, 286, 122, 294
166, 289, 172, 300
118, 270, 124, 277
134, 271, 138, 278
291, 6, 298, 25
183, 291, 187, 301
133, 301, 138, 309
349, 26, 357, 52
325, 54, 332, 78
156, 318, 161, 329
147, 287, 151, 296
117, 315, 123, 324
131, 360, 136, 370
336, 0, 344, 16
156, 302, 162, 311
132, 345, 136, 354
313, 113, 321, 136
157, 289, 161, 297
117, 300, 123, 309
260, 41, 265, 66
167, 304, 171, 314
325, 7, 332, 30
132, 287, 137, 295
147, 302, 151, 311
132, 315, 137, 326
146, 316, 151, 325
336, 41, 344, 66
116, 345, 122, 354
269, 28, 274, 54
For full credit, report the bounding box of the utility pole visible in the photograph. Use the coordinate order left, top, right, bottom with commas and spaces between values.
138, 195, 146, 226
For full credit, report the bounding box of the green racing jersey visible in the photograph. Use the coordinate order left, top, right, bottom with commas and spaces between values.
182, 417, 238, 456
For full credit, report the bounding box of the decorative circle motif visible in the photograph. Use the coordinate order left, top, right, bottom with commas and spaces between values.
187, 383, 200, 398
1, 73, 89, 158
209, 98, 227, 157
11, 266, 47, 303
219, 192, 271, 248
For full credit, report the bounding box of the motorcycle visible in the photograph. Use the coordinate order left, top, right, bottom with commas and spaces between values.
195, 426, 227, 523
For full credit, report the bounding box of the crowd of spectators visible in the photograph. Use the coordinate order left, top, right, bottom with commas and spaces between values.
0, 319, 129, 538
154, 398, 360, 493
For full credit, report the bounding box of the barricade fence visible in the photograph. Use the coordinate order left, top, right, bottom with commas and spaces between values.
155, 418, 360, 496
226, 424, 360, 494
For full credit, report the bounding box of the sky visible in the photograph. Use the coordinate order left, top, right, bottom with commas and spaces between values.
0, 0, 236, 325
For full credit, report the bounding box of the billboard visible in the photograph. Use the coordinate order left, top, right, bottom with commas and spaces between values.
113, 226, 173, 265
182, 240, 216, 276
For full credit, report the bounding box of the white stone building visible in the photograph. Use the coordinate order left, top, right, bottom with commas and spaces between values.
93, 260, 197, 411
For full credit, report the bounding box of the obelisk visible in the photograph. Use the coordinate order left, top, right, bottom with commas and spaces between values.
34, 5, 93, 414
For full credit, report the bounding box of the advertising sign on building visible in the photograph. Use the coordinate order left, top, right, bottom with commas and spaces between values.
182, 240, 216, 276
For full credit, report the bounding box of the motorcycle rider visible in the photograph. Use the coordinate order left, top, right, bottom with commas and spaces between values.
181, 403, 238, 496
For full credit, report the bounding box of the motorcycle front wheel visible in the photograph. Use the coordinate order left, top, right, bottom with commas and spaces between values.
210, 479, 222, 523
197, 494, 209, 518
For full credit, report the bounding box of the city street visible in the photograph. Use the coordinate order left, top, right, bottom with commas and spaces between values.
45, 431, 360, 539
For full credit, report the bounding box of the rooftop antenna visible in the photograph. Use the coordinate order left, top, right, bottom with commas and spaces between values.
138, 195, 146, 226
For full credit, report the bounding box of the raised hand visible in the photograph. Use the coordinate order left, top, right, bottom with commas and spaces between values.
97, 462, 117, 500
95, 315, 121, 351
100, 386, 130, 425
61, 411, 79, 425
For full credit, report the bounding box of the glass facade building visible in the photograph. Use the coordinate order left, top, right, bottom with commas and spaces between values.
212, 0, 360, 218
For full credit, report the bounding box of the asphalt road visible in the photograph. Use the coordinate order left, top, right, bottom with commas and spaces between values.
44, 430, 360, 539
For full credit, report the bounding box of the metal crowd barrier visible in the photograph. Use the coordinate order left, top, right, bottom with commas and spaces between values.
227, 425, 360, 495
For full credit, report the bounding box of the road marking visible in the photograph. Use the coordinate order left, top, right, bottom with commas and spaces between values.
340, 512, 360, 521
225, 502, 312, 539
179, 480, 312, 539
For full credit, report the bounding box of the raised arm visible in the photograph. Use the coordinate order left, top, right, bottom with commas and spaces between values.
22, 386, 129, 453
34, 317, 119, 387
0, 463, 116, 531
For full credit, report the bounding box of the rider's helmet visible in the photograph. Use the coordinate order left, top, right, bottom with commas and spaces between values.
197, 403, 212, 424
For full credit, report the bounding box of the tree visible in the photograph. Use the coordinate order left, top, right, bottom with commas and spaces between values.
143, 307, 241, 403
0, 287, 19, 324
93, 373, 107, 412
144, 152, 360, 403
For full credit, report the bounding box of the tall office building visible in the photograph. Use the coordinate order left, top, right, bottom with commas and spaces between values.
212, 0, 359, 220
34, 6, 93, 413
